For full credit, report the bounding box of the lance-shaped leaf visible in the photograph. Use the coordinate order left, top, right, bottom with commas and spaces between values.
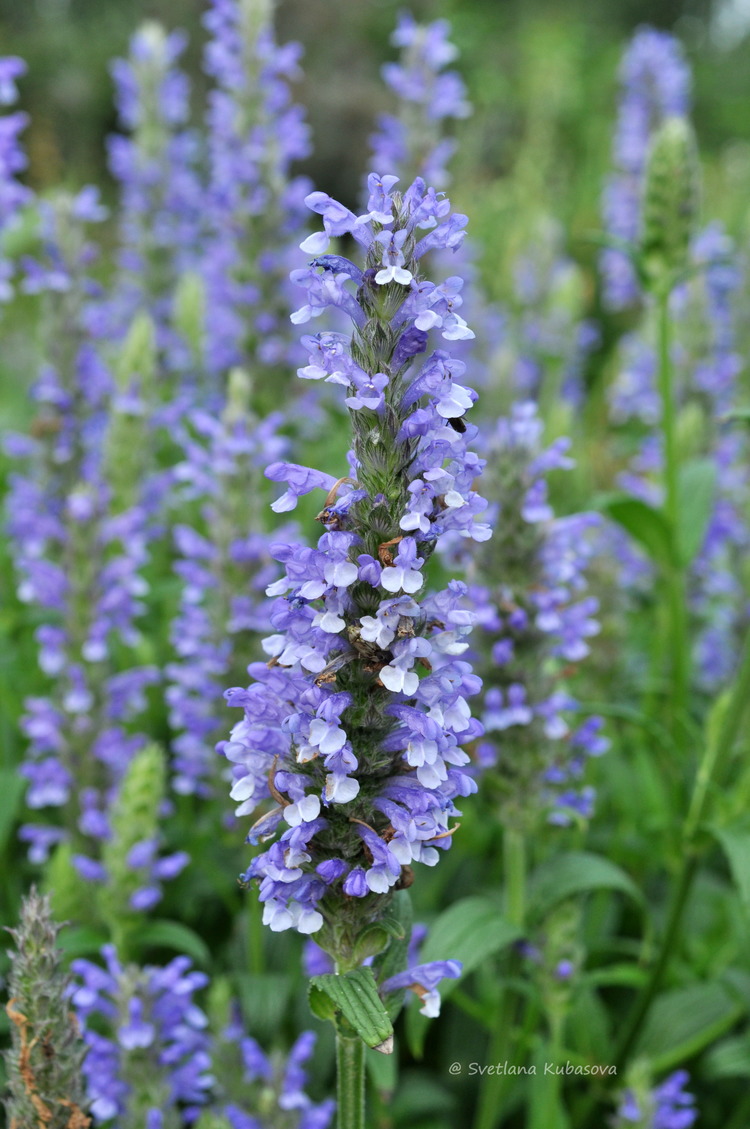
595, 492, 675, 569
676, 457, 717, 565
309, 967, 394, 1053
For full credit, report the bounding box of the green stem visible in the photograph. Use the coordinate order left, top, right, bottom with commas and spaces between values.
656, 287, 690, 726
618, 629, 750, 1061
336, 1030, 365, 1129
504, 826, 527, 929
472, 828, 527, 1129
610, 857, 696, 1072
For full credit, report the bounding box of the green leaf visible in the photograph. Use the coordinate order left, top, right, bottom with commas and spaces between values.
405, 896, 521, 1056
309, 968, 394, 1052
57, 926, 108, 958
595, 493, 675, 568
676, 458, 717, 565
635, 981, 746, 1072
0, 769, 26, 856
308, 984, 338, 1023
584, 964, 648, 990
527, 1039, 571, 1129
711, 820, 750, 915
528, 852, 643, 923
723, 406, 750, 426
354, 906, 409, 966
366, 1041, 398, 1096
704, 1033, 750, 1079
237, 973, 292, 1042
417, 895, 521, 991
566, 985, 613, 1061
135, 919, 211, 966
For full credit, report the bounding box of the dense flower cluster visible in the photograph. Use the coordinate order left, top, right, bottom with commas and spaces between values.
5, 195, 162, 881
470, 403, 607, 826
369, 12, 471, 189
166, 380, 289, 796
109, 23, 201, 344
71, 947, 335, 1129
201, 0, 312, 383
614, 1070, 698, 1129
503, 223, 599, 409
210, 1018, 335, 1129
221, 173, 489, 953
602, 27, 691, 308
71, 946, 213, 1126
0, 56, 30, 301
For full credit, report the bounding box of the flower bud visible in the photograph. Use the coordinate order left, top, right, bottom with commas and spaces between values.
641, 116, 699, 288
3, 889, 90, 1129
99, 742, 167, 932
172, 270, 206, 362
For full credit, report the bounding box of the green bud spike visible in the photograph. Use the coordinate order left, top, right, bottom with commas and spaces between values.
99, 743, 166, 942
3, 889, 91, 1129
105, 312, 156, 512
641, 116, 700, 289
115, 311, 157, 392
193, 1115, 234, 1129
239, 0, 276, 46
172, 271, 206, 362
223, 367, 254, 425
44, 841, 96, 926
205, 974, 234, 1033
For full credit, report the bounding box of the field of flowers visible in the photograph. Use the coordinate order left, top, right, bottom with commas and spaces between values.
1, 2, 750, 1127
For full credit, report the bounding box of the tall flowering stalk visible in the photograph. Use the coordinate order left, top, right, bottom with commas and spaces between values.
221, 172, 486, 1122
205, 1017, 335, 1129
201, 0, 312, 387
469, 403, 605, 1129
601, 27, 691, 309
109, 23, 201, 337
71, 946, 213, 1126
224, 171, 488, 945
5, 194, 183, 923
369, 12, 470, 190
607, 222, 750, 692
166, 372, 289, 797
472, 402, 606, 832
0, 56, 31, 301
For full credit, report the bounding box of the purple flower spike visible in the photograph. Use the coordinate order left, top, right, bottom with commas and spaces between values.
602, 27, 691, 308
221, 173, 487, 961
470, 402, 606, 826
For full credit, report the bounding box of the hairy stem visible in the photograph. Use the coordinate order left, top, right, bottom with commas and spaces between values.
336, 1029, 366, 1129
472, 828, 527, 1129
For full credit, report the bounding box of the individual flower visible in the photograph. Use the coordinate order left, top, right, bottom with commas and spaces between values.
614, 1069, 698, 1128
